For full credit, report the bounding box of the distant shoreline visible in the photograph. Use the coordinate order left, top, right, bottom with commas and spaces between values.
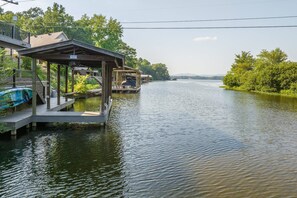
171, 76, 224, 80
221, 86, 297, 99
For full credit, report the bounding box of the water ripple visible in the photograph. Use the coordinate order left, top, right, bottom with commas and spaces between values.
1, 80, 297, 197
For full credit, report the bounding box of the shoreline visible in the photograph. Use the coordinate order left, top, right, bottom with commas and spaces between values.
221, 85, 297, 99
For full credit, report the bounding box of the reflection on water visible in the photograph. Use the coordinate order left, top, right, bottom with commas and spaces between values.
1, 80, 297, 197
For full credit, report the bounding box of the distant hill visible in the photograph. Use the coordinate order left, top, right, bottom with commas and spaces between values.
171, 74, 224, 80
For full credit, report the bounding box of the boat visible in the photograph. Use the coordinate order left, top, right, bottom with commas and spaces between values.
0, 88, 32, 110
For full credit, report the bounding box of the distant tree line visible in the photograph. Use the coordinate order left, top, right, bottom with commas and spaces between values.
173, 75, 223, 80
137, 58, 170, 80
0, 3, 170, 80
223, 48, 297, 96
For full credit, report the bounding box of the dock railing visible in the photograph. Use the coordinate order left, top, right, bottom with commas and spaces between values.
0, 21, 30, 44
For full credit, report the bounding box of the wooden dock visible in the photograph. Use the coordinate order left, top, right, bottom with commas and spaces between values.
0, 97, 112, 136
112, 87, 141, 93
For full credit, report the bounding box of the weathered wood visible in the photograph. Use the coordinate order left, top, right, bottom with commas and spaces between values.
71, 67, 74, 92
65, 65, 68, 102
0, 98, 75, 132
108, 65, 113, 103
101, 61, 106, 113
31, 54, 115, 62
47, 62, 51, 109
113, 70, 140, 73
0, 97, 112, 131
32, 58, 37, 116
12, 68, 16, 88
57, 64, 61, 105
18, 40, 124, 63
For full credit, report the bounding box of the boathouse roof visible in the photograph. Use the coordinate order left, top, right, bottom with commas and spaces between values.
114, 65, 141, 74
18, 39, 124, 67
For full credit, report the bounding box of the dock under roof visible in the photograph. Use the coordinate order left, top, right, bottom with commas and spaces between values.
1, 39, 126, 136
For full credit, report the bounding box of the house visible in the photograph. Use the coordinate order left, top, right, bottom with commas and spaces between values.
29, 31, 68, 47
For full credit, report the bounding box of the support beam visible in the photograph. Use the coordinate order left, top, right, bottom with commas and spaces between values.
57, 64, 61, 105
32, 58, 37, 129
107, 65, 113, 103
11, 129, 17, 136
47, 62, 51, 110
101, 61, 106, 113
65, 65, 68, 102
31, 54, 115, 62
12, 68, 16, 88
32, 58, 37, 116
71, 67, 74, 93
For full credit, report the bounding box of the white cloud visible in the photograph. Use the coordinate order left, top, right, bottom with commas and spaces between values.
193, 36, 218, 42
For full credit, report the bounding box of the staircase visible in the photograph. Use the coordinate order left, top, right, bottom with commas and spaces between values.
91, 76, 102, 86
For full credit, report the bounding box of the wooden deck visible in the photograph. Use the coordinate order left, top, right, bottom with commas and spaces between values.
0, 97, 112, 135
112, 87, 141, 93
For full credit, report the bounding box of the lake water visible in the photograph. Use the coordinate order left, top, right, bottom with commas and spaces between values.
1, 80, 297, 197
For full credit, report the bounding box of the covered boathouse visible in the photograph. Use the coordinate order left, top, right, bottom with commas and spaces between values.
3, 39, 124, 136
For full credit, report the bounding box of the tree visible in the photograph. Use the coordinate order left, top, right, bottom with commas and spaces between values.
257, 48, 287, 66
152, 63, 170, 80
118, 41, 137, 68
224, 48, 297, 95
42, 3, 74, 36
223, 51, 254, 88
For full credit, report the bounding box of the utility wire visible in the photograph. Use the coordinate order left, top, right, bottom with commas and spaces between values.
121, 15, 297, 24
123, 25, 297, 30
1, 0, 18, 5
17, 24, 297, 30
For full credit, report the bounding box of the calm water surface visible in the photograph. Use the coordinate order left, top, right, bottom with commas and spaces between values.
1, 80, 297, 197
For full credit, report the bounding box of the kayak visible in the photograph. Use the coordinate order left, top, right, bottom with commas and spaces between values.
0, 88, 32, 110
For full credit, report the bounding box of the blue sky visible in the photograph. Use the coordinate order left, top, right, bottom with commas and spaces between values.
3, 0, 297, 75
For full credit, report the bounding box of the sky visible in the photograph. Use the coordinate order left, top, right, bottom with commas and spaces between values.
3, 0, 297, 75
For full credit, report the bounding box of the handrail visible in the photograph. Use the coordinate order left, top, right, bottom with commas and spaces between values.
0, 21, 30, 44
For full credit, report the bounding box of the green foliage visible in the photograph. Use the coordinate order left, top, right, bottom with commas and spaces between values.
137, 58, 170, 80
152, 63, 170, 80
223, 72, 240, 87
223, 51, 254, 88
0, 2, 171, 80
224, 48, 297, 96
74, 74, 89, 94
0, 3, 162, 70
73, 75, 99, 94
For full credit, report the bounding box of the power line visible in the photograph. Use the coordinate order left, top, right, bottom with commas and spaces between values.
1, 0, 18, 5
121, 15, 297, 24
16, 24, 297, 30
123, 25, 297, 30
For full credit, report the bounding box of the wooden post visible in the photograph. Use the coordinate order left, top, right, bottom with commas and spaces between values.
136, 73, 141, 88
27, 32, 31, 44
71, 67, 74, 93
57, 64, 61, 105
11, 129, 17, 136
101, 61, 106, 113
106, 66, 110, 104
12, 68, 16, 88
107, 67, 112, 104
32, 58, 37, 129
47, 62, 51, 110
65, 66, 68, 102
17, 57, 21, 77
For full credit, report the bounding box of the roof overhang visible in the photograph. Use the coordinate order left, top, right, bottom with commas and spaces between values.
18, 39, 124, 67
